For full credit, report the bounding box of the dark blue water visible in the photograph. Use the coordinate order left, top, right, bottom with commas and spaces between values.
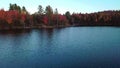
0, 27, 120, 68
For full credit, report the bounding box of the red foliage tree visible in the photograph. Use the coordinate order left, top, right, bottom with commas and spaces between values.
5, 10, 19, 24
21, 13, 26, 22
51, 14, 68, 26
58, 14, 68, 25
43, 16, 48, 25
0, 9, 6, 21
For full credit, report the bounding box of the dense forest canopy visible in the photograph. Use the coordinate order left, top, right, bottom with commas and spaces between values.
0, 3, 120, 29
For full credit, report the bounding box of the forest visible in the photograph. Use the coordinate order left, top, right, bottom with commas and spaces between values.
0, 4, 120, 30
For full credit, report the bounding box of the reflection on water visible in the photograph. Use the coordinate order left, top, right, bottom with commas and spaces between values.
0, 27, 120, 68
0, 29, 32, 35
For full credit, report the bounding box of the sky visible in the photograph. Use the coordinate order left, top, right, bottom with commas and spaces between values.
0, 0, 120, 14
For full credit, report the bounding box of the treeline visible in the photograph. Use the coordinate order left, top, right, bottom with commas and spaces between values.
0, 4, 120, 29
71, 11, 120, 26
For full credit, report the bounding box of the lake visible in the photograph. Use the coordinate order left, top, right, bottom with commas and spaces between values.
0, 27, 120, 68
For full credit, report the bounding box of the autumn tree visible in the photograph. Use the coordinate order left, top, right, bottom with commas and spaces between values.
0, 9, 9, 28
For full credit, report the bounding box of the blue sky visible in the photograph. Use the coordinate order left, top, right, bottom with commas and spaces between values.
0, 0, 120, 14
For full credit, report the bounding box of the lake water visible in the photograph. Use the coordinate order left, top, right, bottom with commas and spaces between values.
0, 27, 120, 68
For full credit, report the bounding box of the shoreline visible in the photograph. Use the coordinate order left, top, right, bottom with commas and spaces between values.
0, 25, 71, 30
0, 25, 120, 30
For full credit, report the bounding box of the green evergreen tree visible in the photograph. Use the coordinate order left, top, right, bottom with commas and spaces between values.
45, 5, 53, 25
38, 5, 44, 15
